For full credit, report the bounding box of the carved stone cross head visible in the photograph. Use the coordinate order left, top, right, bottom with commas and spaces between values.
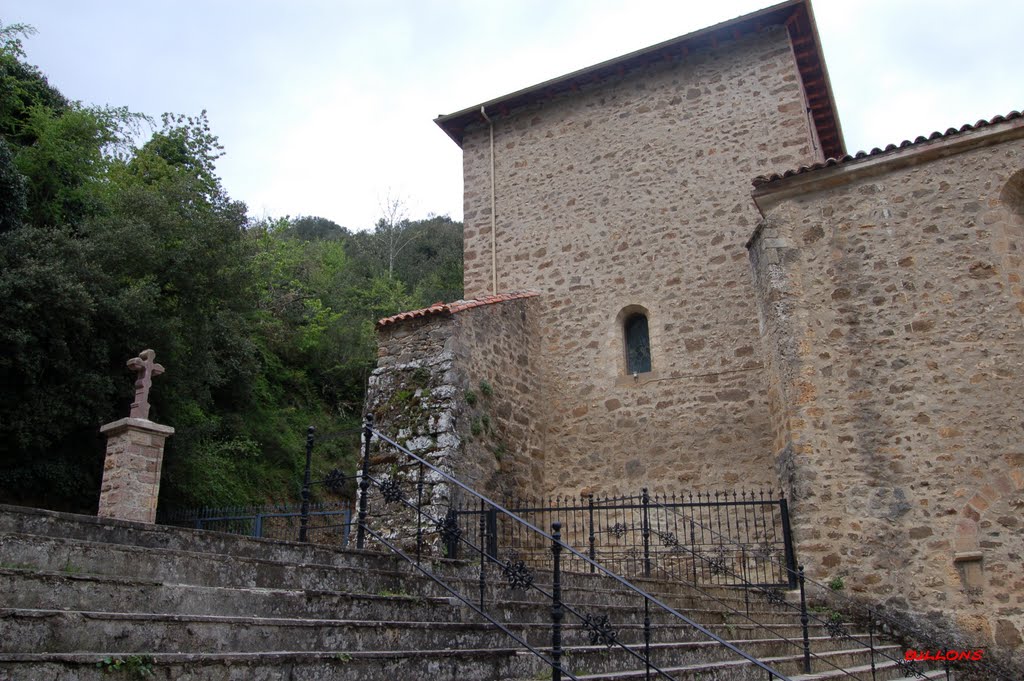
127, 349, 165, 420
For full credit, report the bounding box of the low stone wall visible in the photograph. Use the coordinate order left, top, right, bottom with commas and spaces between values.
748, 128, 1024, 662
364, 295, 543, 552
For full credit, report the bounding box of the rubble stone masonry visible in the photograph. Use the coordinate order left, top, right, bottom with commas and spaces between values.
460, 26, 823, 497
368, 296, 543, 509
748, 123, 1024, 654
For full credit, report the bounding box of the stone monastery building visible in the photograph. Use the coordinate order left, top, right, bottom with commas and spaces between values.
367, 0, 1024, 660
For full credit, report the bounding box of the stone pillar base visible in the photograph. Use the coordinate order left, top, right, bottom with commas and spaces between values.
97, 417, 175, 523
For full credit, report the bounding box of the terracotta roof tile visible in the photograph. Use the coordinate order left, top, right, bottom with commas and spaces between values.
752, 109, 1023, 188
377, 290, 540, 328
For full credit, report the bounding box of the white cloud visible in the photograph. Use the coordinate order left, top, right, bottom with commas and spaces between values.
5, 0, 1021, 228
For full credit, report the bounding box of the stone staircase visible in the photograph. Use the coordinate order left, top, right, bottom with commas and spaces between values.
0, 504, 944, 680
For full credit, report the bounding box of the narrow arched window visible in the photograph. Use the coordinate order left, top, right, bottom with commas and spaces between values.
624, 313, 651, 374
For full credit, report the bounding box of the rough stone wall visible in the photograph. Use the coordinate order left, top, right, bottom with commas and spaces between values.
450, 298, 545, 499
748, 135, 1024, 658
460, 26, 822, 497
366, 297, 543, 527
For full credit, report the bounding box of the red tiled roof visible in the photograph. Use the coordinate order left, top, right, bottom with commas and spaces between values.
376, 290, 540, 328
752, 109, 1023, 188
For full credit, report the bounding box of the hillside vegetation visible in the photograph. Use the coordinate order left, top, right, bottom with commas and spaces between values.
0, 22, 462, 512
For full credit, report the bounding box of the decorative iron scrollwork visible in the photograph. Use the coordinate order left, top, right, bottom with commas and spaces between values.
761, 588, 786, 607
582, 613, 617, 648
707, 546, 729, 575
609, 522, 628, 539
500, 550, 535, 590
379, 478, 404, 504
435, 508, 461, 544
825, 618, 850, 640
323, 468, 348, 494
894, 658, 923, 678
657, 530, 678, 548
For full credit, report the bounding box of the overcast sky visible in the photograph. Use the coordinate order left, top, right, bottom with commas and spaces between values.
4, 1, 1021, 230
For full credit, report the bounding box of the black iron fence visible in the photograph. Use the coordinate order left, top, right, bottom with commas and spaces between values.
447, 489, 796, 588
354, 415, 793, 681
160, 500, 353, 545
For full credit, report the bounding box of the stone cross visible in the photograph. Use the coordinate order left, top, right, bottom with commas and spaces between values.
127, 349, 165, 420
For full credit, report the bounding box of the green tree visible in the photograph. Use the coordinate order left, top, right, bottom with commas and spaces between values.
0, 28, 464, 512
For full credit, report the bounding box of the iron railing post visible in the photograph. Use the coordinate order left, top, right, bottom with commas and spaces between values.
868, 608, 877, 681
641, 488, 651, 578
550, 521, 564, 681
644, 595, 651, 681
780, 496, 797, 589
587, 493, 596, 572
416, 461, 424, 564
253, 512, 263, 539
299, 425, 315, 542
356, 413, 373, 550
690, 518, 698, 584
742, 545, 750, 616
486, 506, 498, 559
798, 564, 811, 673
479, 499, 487, 610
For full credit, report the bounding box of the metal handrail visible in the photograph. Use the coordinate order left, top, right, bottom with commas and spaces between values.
361, 468, 680, 680
362, 421, 792, 680
647, 496, 979, 681
360, 523, 582, 680
647, 492, 996, 663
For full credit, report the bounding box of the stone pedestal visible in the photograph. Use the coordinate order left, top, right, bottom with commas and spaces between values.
97, 417, 175, 523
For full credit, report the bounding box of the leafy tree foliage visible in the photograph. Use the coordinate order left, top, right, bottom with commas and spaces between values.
0, 27, 463, 512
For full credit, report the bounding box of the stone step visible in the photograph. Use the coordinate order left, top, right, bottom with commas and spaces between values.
0, 607, 874, 656
0, 532, 430, 595
0, 645, 908, 681
473, 598, 808, 628
560, 645, 909, 681
0, 503, 389, 571
0, 504, 767, 602
0, 568, 462, 622
545, 641, 904, 678
0, 650, 528, 681
790, 660, 951, 681
0, 504, 921, 681
0, 539, 791, 630
0, 565, 847, 649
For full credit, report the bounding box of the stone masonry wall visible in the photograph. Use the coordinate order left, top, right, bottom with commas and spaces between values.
366, 297, 543, 540
748, 133, 1024, 659
460, 26, 823, 497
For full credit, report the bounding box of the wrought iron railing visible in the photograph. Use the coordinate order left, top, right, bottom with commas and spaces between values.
159, 500, 353, 545
446, 489, 796, 588
353, 415, 793, 681
643, 496, 1011, 681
